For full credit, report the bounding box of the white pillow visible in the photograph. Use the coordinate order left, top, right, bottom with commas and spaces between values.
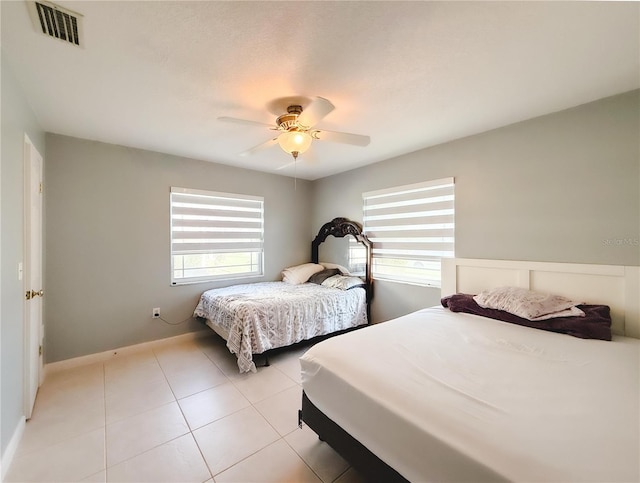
319, 262, 351, 275
281, 263, 324, 285
321, 274, 365, 290
528, 306, 585, 321
473, 286, 584, 321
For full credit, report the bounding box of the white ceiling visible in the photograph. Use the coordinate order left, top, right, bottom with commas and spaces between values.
2, 1, 639, 180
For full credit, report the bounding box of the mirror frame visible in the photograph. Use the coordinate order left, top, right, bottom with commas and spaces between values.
311, 217, 373, 304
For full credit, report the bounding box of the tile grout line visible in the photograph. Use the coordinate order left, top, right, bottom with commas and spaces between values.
332, 466, 352, 483
271, 350, 349, 483
190, 343, 261, 481
105, 344, 280, 478
219, 348, 327, 480
280, 431, 327, 483
161, 344, 217, 481
10, 366, 106, 464
102, 348, 210, 477
195, 343, 284, 481
25, 338, 341, 482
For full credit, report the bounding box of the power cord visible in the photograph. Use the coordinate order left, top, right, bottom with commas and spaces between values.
157, 315, 196, 326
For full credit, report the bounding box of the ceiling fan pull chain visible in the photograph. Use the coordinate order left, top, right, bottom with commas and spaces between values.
293, 152, 298, 190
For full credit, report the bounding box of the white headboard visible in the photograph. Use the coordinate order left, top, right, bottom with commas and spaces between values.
442, 258, 640, 338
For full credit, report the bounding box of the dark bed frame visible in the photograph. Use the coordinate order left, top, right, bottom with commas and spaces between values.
311, 217, 373, 319
255, 217, 373, 366
300, 392, 408, 483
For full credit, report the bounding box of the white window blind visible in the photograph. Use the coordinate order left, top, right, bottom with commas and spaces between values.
363, 177, 454, 287
170, 187, 264, 284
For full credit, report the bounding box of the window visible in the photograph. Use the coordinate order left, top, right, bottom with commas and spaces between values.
170, 187, 264, 284
348, 238, 368, 276
362, 177, 454, 287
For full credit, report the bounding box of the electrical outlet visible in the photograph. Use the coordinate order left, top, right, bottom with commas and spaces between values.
152, 308, 161, 318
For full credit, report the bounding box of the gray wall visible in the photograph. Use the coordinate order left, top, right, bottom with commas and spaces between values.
1, 57, 46, 456
311, 90, 640, 323
44, 135, 312, 362
26, 91, 640, 366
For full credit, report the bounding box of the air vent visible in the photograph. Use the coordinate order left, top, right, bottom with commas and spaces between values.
27, 1, 84, 48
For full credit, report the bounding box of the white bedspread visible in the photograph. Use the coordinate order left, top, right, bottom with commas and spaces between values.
300, 306, 640, 482
194, 281, 367, 372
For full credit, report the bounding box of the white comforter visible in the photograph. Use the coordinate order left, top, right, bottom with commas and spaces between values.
301, 306, 640, 482
194, 281, 367, 372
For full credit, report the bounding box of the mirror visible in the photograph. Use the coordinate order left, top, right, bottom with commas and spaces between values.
318, 236, 349, 270
318, 235, 367, 276
312, 218, 371, 284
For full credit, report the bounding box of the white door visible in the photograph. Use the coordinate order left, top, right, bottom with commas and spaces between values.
24, 135, 44, 419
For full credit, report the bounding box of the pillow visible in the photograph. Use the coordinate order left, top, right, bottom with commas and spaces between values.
441, 293, 611, 341
281, 263, 324, 285
319, 262, 351, 275
473, 286, 583, 321
321, 274, 366, 290
308, 268, 341, 285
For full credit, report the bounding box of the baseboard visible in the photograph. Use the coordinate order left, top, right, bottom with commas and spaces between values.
1, 416, 26, 481
45, 329, 213, 376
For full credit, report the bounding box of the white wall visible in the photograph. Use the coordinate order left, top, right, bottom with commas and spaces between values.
311, 90, 640, 323
44, 135, 312, 363
1, 56, 46, 459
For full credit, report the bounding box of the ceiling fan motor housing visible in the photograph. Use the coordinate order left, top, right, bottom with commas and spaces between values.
276, 105, 304, 131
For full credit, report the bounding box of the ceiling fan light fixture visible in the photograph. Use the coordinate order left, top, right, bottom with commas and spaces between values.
278, 130, 312, 156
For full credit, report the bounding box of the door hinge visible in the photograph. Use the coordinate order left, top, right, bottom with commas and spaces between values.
39, 345, 42, 356
39, 182, 43, 194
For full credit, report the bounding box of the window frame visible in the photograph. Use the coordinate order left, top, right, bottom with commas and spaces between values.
362, 177, 455, 288
170, 187, 264, 285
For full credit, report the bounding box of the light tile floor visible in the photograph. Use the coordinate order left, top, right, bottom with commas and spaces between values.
7, 333, 366, 483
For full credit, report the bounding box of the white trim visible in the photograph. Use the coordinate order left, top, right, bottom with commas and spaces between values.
362, 177, 454, 199
45, 330, 213, 376
170, 186, 263, 202
1, 416, 26, 481
23, 133, 44, 420
442, 258, 639, 338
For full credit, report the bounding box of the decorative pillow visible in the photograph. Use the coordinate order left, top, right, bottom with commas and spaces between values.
528, 306, 585, 321
319, 262, 351, 275
441, 293, 611, 341
321, 274, 366, 290
308, 268, 341, 285
281, 263, 324, 285
473, 286, 583, 321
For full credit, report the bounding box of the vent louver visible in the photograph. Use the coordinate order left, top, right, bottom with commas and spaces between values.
27, 1, 83, 48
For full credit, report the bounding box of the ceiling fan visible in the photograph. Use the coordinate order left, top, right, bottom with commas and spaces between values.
219, 97, 370, 163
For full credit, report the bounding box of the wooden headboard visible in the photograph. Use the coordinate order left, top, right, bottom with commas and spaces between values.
442, 258, 640, 338
311, 217, 373, 314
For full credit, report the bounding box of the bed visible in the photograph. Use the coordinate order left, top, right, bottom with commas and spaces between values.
299, 258, 640, 482
193, 217, 373, 373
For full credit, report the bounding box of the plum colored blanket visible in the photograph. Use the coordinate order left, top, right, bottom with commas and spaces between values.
441, 293, 611, 341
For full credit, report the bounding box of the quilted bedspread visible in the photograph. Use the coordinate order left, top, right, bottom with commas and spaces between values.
193, 281, 367, 372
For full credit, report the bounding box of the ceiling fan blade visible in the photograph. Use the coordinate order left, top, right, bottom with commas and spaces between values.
275, 159, 296, 171
218, 116, 276, 129
239, 136, 279, 156
275, 149, 317, 171
297, 97, 335, 128
312, 129, 370, 147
